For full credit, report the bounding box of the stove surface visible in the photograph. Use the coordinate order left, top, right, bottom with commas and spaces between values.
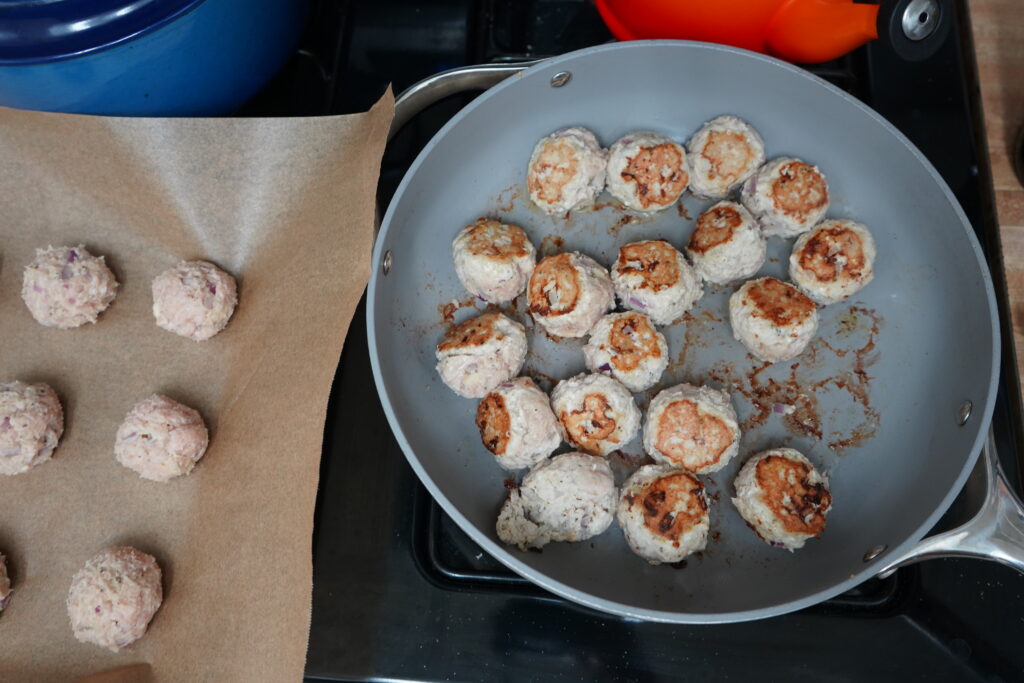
241, 0, 1024, 680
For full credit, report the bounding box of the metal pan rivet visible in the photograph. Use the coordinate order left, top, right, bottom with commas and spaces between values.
550, 71, 572, 88
382, 250, 393, 276
902, 0, 939, 41
863, 545, 887, 562
957, 400, 972, 426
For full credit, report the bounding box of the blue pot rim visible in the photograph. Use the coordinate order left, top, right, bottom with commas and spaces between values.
0, 0, 208, 66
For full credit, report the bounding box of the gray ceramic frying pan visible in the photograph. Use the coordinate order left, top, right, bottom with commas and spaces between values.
368, 41, 1024, 623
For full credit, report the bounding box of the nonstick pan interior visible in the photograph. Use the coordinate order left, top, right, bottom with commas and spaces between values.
368, 41, 999, 622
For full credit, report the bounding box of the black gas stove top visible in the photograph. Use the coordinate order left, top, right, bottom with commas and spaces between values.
245, 1, 1024, 680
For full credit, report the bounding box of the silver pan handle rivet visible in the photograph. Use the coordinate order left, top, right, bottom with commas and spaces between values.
957, 400, 973, 426
902, 0, 939, 41
863, 544, 888, 562
382, 250, 393, 276
550, 71, 572, 88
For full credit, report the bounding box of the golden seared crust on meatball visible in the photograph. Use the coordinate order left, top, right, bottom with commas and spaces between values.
746, 277, 816, 327
618, 464, 710, 564
690, 204, 743, 254
529, 253, 581, 318
607, 132, 689, 212
732, 448, 832, 550
789, 219, 877, 305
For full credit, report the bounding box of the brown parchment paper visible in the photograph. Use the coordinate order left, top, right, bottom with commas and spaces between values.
0, 89, 394, 682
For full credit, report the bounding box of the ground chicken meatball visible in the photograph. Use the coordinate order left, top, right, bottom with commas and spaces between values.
152, 260, 238, 341
476, 377, 563, 470
687, 201, 766, 285
527, 126, 608, 214
582, 312, 668, 392
729, 277, 819, 363
606, 131, 689, 212
686, 115, 766, 199
0, 381, 64, 476
528, 252, 614, 338
496, 452, 617, 551
732, 448, 832, 551
21, 245, 118, 329
435, 312, 528, 398
114, 395, 209, 482
452, 218, 536, 304
612, 240, 702, 325
741, 157, 830, 238
550, 373, 641, 456
617, 464, 709, 565
643, 383, 741, 475
0, 552, 11, 611
67, 546, 163, 652
789, 219, 877, 305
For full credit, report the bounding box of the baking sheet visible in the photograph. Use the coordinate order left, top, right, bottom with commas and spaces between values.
0, 90, 394, 681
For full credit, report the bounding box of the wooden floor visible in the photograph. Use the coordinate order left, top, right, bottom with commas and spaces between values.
971, 0, 1024, 379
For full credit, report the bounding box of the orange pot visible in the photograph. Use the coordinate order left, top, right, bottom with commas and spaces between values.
594, 0, 880, 64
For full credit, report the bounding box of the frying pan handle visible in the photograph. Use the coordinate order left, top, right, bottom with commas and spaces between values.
390, 62, 541, 142
877, 432, 1024, 577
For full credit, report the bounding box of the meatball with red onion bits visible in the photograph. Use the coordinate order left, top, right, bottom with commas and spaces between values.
527, 126, 608, 215
789, 219, 877, 305
686, 115, 765, 200
612, 240, 702, 326
643, 383, 741, 475
582, 311, 668, 393
732, 448, 832, 551
0, 380, 64, 476
729, 277, 818, 363
497, 452, 618, 551
22, 245, 118, 329
67, 546, 163, 652
452, 218, 536, 304
152, 260, 238, 341
435, 312, 527, 398
114, 394, 209, 482
606, 131, 689, 212
741, 157, 829, 238
687, 201, 766, 285
550, 373, 641, 457
528, 252, 614, 338
618, 464, 710, 565
476, 377, 563, 471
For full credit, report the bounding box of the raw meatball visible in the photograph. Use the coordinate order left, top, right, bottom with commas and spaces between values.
452, 218, 536, 304
686, 115, 766, 199
152, 260, 238, 341
606, 131, 689, 212
789, 219, 877, 305
643, 383, 740, 475
583, 311, 668, 393
435, 312, 527, 398
476, 377, 563, 470
21, 245, 118, 329
729, 277, 818, 363
687, 201, 766, 285
612, 240, 702, 325
0, 552, 11, 611
741, 157, 829, 238
497, 452, 617, 551
527, 126, 608, 214
0, 381, 64, 476
528, 252, 614, 338
114, 395, 209, 482
618, 464, 709, 565
732, 448, 832, 551
67, 546, 163, 652
550, 373, 641, 456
